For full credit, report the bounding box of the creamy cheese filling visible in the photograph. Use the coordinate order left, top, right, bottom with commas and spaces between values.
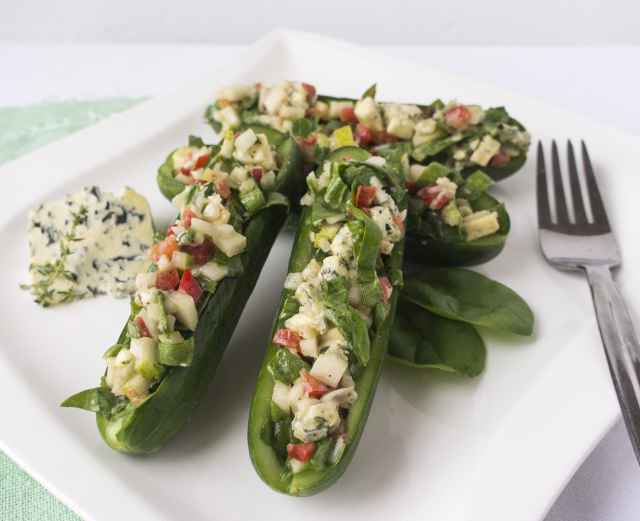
271, 166, 404, 471
105, 173, 253, 406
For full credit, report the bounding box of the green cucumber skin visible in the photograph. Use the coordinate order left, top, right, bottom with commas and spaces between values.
406, 194, 510, 267
248, 205, 405, 496
93, 139, 303, 454
97, 202, 289, 454
404, 233, 506, 267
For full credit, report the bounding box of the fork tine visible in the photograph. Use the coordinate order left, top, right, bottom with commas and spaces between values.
567, 141, 588, 224
551, 140, 570, 225
536, 142, 552, 229
581, 141, 610, 229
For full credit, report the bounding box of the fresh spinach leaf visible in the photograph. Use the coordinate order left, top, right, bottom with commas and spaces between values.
388, 299, 485, 376
268, 349, 310, 385
292, 118, 317, 138
402, 269, 534, 336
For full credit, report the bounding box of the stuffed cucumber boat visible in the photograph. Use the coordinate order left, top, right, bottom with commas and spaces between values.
205, 81, 530, 182
248, 147, 407, 495
62, 129, 302, 454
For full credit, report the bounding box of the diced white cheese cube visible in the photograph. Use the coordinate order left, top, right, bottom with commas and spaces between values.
470, 135, 501, 166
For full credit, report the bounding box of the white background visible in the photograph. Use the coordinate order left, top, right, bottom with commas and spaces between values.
2, 0, 640, 45
2, 0, 640, 519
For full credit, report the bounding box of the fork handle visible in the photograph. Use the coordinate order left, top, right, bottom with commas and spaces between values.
585, 264, 640, 461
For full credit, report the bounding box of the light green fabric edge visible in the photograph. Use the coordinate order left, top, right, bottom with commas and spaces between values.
0, 97, 144, 521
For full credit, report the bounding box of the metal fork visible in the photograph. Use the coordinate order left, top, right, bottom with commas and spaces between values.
537, 140, 640, 463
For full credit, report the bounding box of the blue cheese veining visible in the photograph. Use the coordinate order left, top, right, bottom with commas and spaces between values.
24, 186, 154, 306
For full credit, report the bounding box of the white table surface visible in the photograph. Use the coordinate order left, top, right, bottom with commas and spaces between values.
3, 42, 639, 521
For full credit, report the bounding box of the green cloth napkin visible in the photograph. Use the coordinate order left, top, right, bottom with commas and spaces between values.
0, 97, 144, 521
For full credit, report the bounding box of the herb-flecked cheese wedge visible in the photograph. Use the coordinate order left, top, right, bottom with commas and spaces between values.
248, 147, 407, 495
62, 129, 303, 454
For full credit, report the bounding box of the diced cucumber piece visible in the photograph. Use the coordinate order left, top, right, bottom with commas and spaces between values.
441, 200, 463, 227
309, 347, 348, 387
463, 170, 494, 199
416, 162, 450, 187
196, 261, 229, 283
271, 381, 292, 413
191, 219, 247, 257
158, 333, 194, 367
239, 177, 258, 194
240, 187, 266, 214
122, 373, 150, 405
289, 458, 308, 475
172, 251, 193, 271
313, 224, 340, 250
260, 171, 277, 190
164, 291, 198, 331
147, 292, 170, 334
130, 337, 162, 380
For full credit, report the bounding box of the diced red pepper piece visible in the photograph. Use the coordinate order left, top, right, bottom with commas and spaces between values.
490, 149, 511, 167
194, 153, 210, 170
287, 442, 316, 462
135, 316, 151, 338
150, 235, 178, 261
302, 371, 331, 398
181, 208, 195, 228
155, 267, 180, 291
393, 213, 405, 232
355, 185, 377, 208
340, 106, 358, 124
417, 185, 450, 210
179, 270, 203, 303
180, 167, 192, 177
355, 123, 373, 146
273, 328, 300, 349
180, 239, 214, 266
444, 105, 471, 130
215, 179, 231, 199
301, 82, 316, 99
250, 168, 263, 182
379, 276, 393, 305
301, 135, 317, 147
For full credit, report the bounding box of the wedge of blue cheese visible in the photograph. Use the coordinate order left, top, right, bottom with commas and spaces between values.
25, 186, 154, 306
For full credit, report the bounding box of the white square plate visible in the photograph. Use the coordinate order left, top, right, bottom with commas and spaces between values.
1, 30, 638, 521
